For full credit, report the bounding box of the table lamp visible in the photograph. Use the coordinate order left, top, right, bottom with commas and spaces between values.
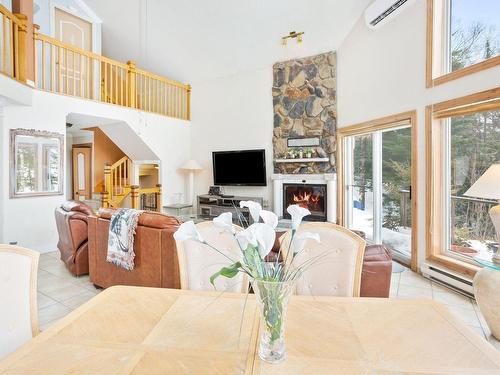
464, 164, 500, 262
180, 160, 203, 206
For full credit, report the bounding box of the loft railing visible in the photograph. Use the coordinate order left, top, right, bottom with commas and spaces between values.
33, 31, 191, 120
0, 4, 190, 120
0, 5, 25, 80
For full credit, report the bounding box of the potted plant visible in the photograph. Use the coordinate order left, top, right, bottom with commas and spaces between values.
174, 202, 321, 364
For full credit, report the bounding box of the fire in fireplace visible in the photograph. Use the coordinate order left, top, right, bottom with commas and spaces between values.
283, 183, 327, 221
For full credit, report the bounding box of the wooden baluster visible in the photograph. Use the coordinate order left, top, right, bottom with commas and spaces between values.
80, 54, 83, 97
9, 20, 14, 76
187, 85, 191, 120
50, 44, 54, 92
120, 67, 123, 106
14, 14, 27, 82
13, 23, 19, 79
3, 16, 8, 75
103, 164, 112, 207
131, 185, 139, 209
41, 40, 46, 89
57, 46, 62, 93
72, 51, 76, 95
155, 184, 162, 212
103, 61, 107, 102
126, 60, 136, 109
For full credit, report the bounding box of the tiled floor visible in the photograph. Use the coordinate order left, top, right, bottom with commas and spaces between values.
38, 251, 500, 350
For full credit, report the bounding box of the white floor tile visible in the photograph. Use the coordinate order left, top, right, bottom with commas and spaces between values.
38, 303, 71, 325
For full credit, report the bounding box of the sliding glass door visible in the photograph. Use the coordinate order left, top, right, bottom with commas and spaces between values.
344, 125, 412, 265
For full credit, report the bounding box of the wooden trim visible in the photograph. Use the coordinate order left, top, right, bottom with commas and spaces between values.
425, 88, 500, 276
337, 111, 418, 271
427, 0, 500, 87
0, 245, 39, 337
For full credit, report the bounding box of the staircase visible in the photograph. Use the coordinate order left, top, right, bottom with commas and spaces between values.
103, 156, 132, 208
101, 156, 162, 211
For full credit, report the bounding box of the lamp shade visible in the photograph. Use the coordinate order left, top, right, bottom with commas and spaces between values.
464, 164, 500, 200
180, 159, 203, 171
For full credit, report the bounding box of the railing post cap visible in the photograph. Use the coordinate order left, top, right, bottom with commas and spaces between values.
14, 13, 27, 21
127, 60, 136, 67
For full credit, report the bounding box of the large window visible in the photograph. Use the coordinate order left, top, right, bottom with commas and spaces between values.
10, 129, 64, 197
426, 88, 500, 275
427, 0, 500, 86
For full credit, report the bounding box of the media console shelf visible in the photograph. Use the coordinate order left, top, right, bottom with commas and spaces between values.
197, 194, 264, 225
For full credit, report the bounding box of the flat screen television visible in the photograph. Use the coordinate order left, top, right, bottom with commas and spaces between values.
212, 149, 267, 186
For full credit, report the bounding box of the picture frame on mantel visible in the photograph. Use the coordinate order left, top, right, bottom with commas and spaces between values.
10, 128, 65, 198
287, 137, 320, 148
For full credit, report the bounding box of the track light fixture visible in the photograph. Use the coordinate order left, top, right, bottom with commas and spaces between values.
281, 31, 304, 46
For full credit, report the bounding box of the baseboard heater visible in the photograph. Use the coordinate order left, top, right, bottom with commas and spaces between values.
421, 262, 474, 298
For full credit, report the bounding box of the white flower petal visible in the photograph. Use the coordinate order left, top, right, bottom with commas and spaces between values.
259, 210, 278, 229
173, 221, 204, 242
287, 204, 311, 230
235, 225, 258, 249
213, 212, 235, 234
252, 223, 276, 258
292, 231, 321, 254
240, 200, 262, 223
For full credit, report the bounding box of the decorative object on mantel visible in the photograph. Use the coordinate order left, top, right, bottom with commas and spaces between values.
464, 164, 500, 340
272, 51, 337, 174
174, 201, 321, 364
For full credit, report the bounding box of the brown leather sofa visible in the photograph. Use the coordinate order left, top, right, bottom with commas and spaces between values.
88, 208, 181, 289
55, 200, 94, 276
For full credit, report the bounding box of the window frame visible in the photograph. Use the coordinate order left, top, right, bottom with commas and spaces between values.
425, 87, 500, 277
337, 111, 419, 271
426, 0, 500, 88
9, 128, 64, 198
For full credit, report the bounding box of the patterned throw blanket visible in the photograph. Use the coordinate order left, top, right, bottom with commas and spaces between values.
106, 208, 143, 270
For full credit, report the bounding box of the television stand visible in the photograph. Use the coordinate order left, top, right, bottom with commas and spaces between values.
197, 194, 264, 225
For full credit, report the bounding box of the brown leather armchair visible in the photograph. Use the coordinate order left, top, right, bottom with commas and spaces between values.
55, 200, 94, 276
88, 209, 181, 289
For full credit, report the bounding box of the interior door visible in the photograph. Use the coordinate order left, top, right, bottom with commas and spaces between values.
72, 147, 92, 200
54, 8, 93, 97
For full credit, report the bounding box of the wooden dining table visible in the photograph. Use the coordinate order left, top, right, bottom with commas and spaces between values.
1, 286, 500, 374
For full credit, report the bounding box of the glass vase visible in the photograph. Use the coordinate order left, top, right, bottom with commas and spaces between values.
252, 279, 295, 364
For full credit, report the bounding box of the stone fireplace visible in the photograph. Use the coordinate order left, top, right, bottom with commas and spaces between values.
271, 51, 337, 223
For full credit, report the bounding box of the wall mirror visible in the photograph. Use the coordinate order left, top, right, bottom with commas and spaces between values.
10, 129, 64, 198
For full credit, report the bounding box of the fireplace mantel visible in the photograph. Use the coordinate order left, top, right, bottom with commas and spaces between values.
271, 173, 337, 223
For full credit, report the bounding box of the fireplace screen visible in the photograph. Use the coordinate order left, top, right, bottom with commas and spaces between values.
283, 184, 327, 221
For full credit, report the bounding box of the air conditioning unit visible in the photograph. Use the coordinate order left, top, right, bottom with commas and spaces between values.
364, 0, 415, 29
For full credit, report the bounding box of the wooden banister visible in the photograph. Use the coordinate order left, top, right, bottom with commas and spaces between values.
31, 30, 190, 120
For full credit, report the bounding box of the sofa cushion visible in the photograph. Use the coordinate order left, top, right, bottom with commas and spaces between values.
97, 208, 181, 229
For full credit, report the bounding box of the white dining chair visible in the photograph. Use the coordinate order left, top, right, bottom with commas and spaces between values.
175, 222, 248, 293
281, 222, 366, 297
0, 245, 39, 359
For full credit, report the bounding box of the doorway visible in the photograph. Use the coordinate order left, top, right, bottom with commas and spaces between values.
54, 7, 93, 97
338, 112, 418, 270
72, 145, 92, 201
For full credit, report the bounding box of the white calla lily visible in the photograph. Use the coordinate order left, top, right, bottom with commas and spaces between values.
213, 212, 235, 234
236, 223, 276, 258
240, 200, 262, 223
292, 231, 321, 254
259, 210, 278, 229
286, 204, 311, 230
173, 221, 204, 242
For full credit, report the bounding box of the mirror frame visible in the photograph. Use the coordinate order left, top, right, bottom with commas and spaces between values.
10, 128, 65, 198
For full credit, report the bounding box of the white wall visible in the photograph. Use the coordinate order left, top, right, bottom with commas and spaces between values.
0, 77, 190, 252
337, 0, 500, 268
190, 68, 274, 208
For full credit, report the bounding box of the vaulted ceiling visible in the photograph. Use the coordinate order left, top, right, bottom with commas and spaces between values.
85, 0, 371, 84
